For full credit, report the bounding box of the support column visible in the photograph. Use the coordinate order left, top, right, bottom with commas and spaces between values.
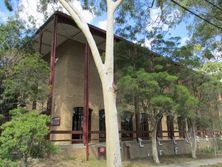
47, 15, 57, 116
84, 43, 89, 161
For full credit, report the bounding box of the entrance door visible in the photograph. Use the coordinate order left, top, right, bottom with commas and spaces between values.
72, 107, 92, 143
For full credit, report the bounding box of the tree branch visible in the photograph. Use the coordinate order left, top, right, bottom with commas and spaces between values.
58, 0, 105, 77
113, 0, 123, 9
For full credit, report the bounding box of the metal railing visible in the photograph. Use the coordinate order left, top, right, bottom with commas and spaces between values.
49, 130, 188, 143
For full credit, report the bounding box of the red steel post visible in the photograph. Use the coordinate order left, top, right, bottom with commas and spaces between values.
47, 15, 57, 116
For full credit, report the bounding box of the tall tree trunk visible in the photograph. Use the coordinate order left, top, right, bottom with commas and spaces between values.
134, 96, 140, 139
151, 125, 160, 164
188, 119, 197, 159
103, 83, 122, 167
21, 155, 28, 167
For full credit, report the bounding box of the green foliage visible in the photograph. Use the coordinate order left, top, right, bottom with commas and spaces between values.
118, 67, 178, 128
0, 17, 49, 122
200, 62, 222, 80
0, 108, 58, 166
4, 0, 13, 11
173, 85, 198, 119
0, 159, 17, 167
2, 53, 49, 106
199, 147, 214, 154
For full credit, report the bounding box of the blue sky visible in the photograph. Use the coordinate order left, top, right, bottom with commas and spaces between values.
0, 1, 14, 23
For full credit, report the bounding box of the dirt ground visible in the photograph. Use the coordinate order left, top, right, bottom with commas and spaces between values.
30, 154, 222, 167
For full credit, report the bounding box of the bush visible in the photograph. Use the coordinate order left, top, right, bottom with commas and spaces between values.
0, 108, 58, 167
0, 159, 17, 167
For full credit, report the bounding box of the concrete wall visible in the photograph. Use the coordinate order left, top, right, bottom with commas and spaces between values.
57, 138, 219, 160
122, 139, 191, 160
122, 138, 217, 160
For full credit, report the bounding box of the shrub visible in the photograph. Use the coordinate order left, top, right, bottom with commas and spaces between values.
0, 108, 58, 167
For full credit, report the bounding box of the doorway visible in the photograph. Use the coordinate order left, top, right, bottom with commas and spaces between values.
72, 107, 92, 143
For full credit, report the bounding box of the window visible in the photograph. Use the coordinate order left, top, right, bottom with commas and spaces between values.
178, 117, 186, 138
157, 118, 162, 138
167, 115, 174, 139
121, 111, 133, 141
99, 109, 106, 142
72, 107, 92, 143
139, 113, 149, 139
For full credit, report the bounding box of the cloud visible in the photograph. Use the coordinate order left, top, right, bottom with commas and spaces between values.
18, 0, 94, 29
0, 11, 8, 23
97, 19, 107, 30
180, 36, 190, 46
146, 7, 162, 32
70, 0, 94, 23
142, 38, 155, 49
18, 0, 46, 28
146, 8, 180, 33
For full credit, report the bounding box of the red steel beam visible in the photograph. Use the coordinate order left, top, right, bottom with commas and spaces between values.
47, 15, 57, 116
84, 43, 90, 161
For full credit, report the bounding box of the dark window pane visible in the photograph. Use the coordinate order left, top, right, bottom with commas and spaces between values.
121, 111, 133, 141
167, 115, 174, 139
72, 107, 92, 143
99, 109, 106, 142
157, 118, 162, 138
139, 113, 149, 139
178, 117, 186, 138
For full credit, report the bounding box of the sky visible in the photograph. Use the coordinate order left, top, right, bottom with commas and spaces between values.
0, 0, 190, 47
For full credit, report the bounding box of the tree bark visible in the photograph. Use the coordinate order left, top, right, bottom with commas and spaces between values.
151, 125, 160, 164
189, 119, 197, 159
102, 82, 122, 167
134, 96, 140, 139
21, 156, 28, 167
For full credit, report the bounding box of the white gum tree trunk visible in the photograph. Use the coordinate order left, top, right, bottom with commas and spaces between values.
59, 0, 123, 166
151, 123, 160, 164
186, 119, 197, 159
190, 121, 197, 159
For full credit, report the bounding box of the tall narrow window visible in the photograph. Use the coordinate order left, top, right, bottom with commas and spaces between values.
157, 118, 162, 138
121, 111, 133, 141
178, 117, 186, 138
167, 115, 174, 139
99, 109, 106, 142
72, 107, 92, 143
139, 113, 149, 139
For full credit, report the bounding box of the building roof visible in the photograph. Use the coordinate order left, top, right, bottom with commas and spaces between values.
33, 11, 122, 56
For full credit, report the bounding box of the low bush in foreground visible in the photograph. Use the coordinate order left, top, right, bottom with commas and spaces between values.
0, 108, 58, 167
